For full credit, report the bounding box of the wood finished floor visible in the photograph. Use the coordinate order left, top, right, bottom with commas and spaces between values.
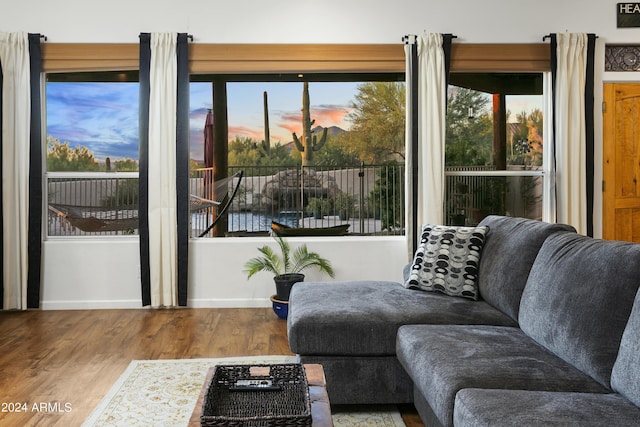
0, 308, 423, 427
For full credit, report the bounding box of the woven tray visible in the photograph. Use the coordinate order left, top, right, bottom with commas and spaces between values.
201, 363, 311, 427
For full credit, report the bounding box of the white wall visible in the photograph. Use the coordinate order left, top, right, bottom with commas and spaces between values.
4, 0, 640, 309
42, 239, 142, 309
2, 0, 637, 45
42, 236, 407, 309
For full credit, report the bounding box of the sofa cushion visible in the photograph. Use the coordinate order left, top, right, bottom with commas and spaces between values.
611, 288, 640, 408
287, 281, 516, 356
404, 224, 488, 300
519, 232, 640, 388
298, 355, 413, 405
476, 216, 576, 321
454, 389, 640, 427
396, 324, 608, 427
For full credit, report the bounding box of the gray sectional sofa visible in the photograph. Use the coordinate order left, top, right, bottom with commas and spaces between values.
287, 215, 640, 426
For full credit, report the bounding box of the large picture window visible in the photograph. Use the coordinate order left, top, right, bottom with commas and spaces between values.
43, 71, 407, 238
444, 72, 547, 226
189, 74, 405, 237
45, 71, 140, 237
39, 43, 551, 237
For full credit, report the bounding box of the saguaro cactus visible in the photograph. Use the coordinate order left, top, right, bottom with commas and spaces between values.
260, 91, 271, 156
292, 82, 327, 167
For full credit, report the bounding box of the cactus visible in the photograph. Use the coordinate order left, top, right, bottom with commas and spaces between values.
292, 82, 327, 167
260, 91, 271, 156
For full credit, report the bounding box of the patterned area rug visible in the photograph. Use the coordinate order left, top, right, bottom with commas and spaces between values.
83, 356, 406, 427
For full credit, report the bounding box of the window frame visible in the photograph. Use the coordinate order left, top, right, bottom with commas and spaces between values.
444, 71, 551, 225
44, 71, 141, 238
41, 42, 551, 237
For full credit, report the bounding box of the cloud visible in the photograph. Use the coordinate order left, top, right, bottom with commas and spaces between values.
278, 120, 301, 136
312, 104, 352, 126
46, 81, 357, 163
191, 107, 210, 121
276, 104, 350, 137
228, 125, 264, 141
47, 82, 140, 160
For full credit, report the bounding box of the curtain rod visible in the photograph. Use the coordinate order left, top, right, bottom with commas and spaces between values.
543, 33, 599, 41
137, 33, 194, 41
402, 34, 458, 44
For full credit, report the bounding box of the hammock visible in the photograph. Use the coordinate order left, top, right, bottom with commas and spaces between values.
48, 171, 244, 235
48, 203, 139, 233
195, 170, 244, 237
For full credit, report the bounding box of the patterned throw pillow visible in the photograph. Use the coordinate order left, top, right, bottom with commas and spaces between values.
404, 224, 489, 300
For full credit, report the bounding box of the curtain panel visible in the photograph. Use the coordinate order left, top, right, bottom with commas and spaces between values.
549, 33, 596, 236
404, 33, 453, 258
139, 33, 190, 308
0, 32, 42, 310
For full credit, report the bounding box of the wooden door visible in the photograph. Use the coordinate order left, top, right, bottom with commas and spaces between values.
603, 83, 640, 242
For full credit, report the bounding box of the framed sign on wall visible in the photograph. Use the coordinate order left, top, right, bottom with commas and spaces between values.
618, 3, 640, 27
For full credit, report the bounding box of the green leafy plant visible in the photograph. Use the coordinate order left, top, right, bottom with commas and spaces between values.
332, 192, 356, 220
244, 236, 334, 279
369, 161, 405, 230
101, 179, 138, 208
306, 197, 331, 219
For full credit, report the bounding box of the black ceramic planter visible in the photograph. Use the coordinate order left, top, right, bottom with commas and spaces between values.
274, 273, 305, 301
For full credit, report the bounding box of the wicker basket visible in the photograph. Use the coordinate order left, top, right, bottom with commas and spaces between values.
201, 363, 311, 427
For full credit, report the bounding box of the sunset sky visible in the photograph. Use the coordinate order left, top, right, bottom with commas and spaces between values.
46, 82, 140, 162
46, 81, 543, 163
46, 81, 359, 162
189, 81, 359, 161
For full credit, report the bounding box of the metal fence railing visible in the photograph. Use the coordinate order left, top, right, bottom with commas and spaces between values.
46, 164, 544, 237
445, 165, 543, 226
47, 172, 139, 237
200, 164, 405, 237
46, 163, 406, 238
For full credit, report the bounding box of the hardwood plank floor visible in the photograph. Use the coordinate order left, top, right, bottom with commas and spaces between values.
0, 308, 423, 427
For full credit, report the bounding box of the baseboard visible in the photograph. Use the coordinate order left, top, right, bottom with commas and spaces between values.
188, 298, 271, 308
40, 298, 271, 310
41, 300, 144, 310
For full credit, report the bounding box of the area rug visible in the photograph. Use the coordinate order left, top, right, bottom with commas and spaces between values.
82, 356, 406, 427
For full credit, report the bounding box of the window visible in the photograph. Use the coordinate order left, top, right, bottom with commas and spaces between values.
189, 74, 405, 237
444, 72, 547, 226
45, 71, 140, 237
40, 42, 551, 236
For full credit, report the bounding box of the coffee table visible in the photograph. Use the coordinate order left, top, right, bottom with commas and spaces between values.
189, 363, 332, 427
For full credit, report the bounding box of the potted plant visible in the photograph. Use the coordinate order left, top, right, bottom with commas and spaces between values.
244, 236, 335, 302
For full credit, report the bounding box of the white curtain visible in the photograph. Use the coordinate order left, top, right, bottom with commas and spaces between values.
405, 33, 447, 256
1, 32, 31, 310
553, 33, 588, 235
148, 33, 178, 307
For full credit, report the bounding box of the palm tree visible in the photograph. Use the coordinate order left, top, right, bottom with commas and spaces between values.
244, 236, 334, 278
244, 236, 334, 301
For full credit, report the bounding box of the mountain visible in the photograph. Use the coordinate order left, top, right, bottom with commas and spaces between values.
312, 125, 346, 137
280, 125, 347, 153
